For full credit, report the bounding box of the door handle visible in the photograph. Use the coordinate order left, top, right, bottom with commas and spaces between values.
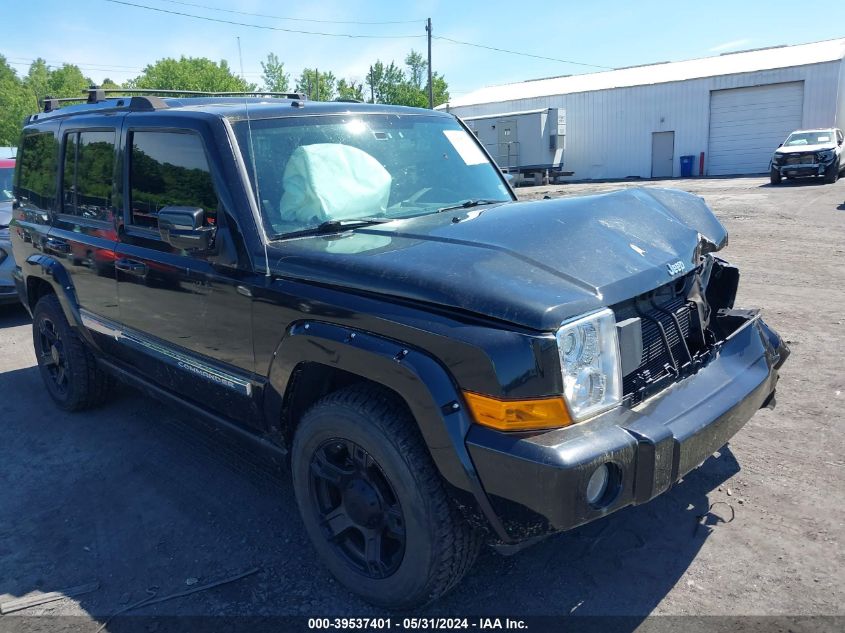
114, 259, 148, 276
45, 238, 70, 254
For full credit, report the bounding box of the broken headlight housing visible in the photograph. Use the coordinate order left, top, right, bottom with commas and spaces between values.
556, 308, 622, 421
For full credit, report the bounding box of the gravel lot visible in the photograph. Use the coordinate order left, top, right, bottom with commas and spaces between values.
0, 176, 843, 626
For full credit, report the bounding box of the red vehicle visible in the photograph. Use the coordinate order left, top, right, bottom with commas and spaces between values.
0, 158, 14, 201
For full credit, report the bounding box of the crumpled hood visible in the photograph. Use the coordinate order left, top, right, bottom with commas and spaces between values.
776, 143, 837, 155
267, 188, 727, 331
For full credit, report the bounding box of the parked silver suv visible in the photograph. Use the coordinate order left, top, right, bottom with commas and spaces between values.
0, 158, 18, 305
770, 128, 844, 184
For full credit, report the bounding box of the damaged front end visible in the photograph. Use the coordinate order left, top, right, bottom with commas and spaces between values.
614, 253, 788, 408
465, 246, 789, 545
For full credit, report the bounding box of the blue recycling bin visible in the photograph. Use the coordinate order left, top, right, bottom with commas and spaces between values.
680, 155, 695, 177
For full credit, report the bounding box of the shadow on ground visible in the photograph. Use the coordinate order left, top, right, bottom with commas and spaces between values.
0, 302, 29, 328
0, 356, 741, 627
758, 177, 831, 188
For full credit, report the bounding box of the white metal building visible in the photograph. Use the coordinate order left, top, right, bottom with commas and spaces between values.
439, 38, 845, 179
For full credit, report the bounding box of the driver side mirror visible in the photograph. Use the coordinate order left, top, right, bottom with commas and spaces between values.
777, 143, 783, 147
158, 206, 215, 251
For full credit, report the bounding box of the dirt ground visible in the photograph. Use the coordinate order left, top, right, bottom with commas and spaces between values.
0, 176, 843, 627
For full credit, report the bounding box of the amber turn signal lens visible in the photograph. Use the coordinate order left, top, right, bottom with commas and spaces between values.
463, 391, 572, 432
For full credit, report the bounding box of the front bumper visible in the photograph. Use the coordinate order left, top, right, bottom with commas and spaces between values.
773, 158, 835, 177
467, 315, 788, 542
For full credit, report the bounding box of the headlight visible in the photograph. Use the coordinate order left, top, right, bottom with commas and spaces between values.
817, 150, 834, 162
556, 308, 622, 421
772, 154, 783, 164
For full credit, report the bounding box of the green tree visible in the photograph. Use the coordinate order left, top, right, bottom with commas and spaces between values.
366, 61, 405, 104
393, 82, 428, 108
260, 53, 289, 93
100, 78, 122, 90
23, 58, 50, 103
47, 64, 92, 98
295, 68, 336, 101
0, 56, 37, 146
405, 50, 426, 89
336, 78, 364, 101
127, 57, 255, 93
431, 72, 450, 107
364, 55, 449, 108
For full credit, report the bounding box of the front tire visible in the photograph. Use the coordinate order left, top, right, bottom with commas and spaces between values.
824, 160, 839, 184
770, 166, 782, 185
32, 294, 110, 411
291, 384, 481, 608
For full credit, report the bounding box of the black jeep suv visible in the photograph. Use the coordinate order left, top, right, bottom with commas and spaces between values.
10, 90, 788, 608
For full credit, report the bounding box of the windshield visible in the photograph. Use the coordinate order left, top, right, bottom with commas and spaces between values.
233, 114, 511, 237
0, 167, 13, 202
783, 131, 834, 147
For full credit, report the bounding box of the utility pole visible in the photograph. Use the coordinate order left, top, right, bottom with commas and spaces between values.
369, 67, 375, 103
315, 68, 319, 101
426, 18, 433, 109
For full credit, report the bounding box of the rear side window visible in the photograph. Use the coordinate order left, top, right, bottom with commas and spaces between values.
16, 132, 58, 213
62, 130, 115, 221
129, 131, 218, 230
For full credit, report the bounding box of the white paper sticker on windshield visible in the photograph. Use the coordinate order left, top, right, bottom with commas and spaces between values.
443, 129, 488, 165
818, 136, 830, 142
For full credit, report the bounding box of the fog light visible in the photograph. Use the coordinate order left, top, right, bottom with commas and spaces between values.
586, 464, 610, 506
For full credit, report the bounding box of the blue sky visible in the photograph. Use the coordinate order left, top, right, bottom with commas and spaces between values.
2, 0, 844, 98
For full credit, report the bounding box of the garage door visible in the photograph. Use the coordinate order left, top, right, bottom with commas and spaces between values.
708, 82, 804, 175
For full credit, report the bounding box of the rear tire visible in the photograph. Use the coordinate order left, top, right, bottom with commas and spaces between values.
769, 167, 782, 185
291, 384, 482, 608
32, 294, 111, 411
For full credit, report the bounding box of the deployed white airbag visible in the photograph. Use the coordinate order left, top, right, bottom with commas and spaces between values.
279, 143, 391, 224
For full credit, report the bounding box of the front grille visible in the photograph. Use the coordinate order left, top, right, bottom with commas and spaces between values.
616, 279, 711, 407
784, 153, 815, 166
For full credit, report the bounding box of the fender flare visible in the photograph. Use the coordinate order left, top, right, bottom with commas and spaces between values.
267, 319, 513, 542
24, 254, 83, 326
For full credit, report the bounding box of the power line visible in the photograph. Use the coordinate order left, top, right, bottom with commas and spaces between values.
103, 2, 610, 70
103, 0, 425, 38
6, 61, 144, 75
433, 36, 613, 69
5, 58, 266, 78
6, 57, 143, 70
155, 0, 424, 25
6, 59, 146, 73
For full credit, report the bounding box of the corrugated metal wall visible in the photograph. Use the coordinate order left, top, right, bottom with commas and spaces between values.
837, 57, 845, 128
448, 61, 843, 179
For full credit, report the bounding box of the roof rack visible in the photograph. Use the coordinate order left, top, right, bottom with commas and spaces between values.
38, 86, 307, 113
95, 88, 306, 99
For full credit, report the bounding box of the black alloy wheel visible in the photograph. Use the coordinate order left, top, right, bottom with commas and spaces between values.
309, 439, 406, 579
36, 315, 68, 394
32, 294, 111, 411
291, 384, 482, 608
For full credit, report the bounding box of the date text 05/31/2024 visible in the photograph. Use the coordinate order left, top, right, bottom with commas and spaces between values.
308, 618, 528, 630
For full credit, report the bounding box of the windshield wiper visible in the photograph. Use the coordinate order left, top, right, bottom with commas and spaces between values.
271, 217, 391, 240
436, 199, 509, 213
